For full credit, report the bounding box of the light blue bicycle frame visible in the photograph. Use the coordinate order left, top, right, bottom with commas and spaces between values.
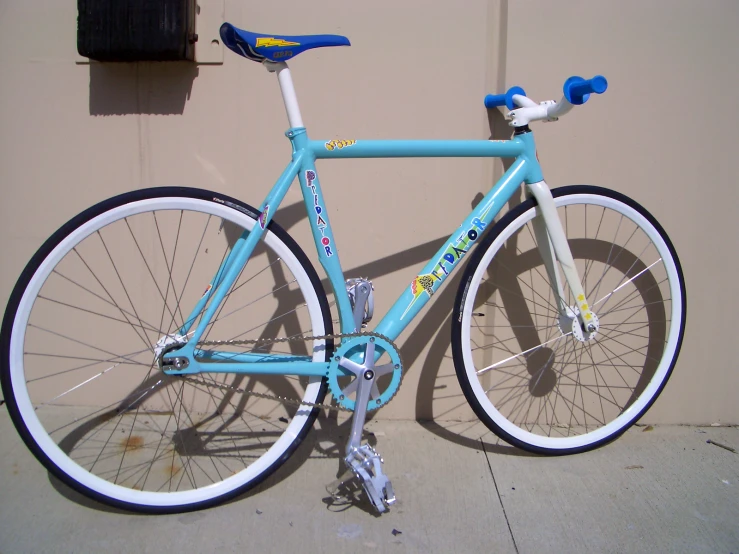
164, 127, 543, 377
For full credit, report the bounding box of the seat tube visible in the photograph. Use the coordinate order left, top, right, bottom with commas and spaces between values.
291, 140, 355, 333
264, 61, 304, 128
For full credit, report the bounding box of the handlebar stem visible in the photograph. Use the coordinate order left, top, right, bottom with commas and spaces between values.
506, 96, 573, 127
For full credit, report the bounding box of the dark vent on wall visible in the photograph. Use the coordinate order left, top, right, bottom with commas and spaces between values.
78, 0, 196, 61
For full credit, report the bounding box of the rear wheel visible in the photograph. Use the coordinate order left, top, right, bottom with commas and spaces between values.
1, 187, 333, 512
452, 186, 686, 454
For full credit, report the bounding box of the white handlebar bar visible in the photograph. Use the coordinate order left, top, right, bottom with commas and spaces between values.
506, 94, 574, 127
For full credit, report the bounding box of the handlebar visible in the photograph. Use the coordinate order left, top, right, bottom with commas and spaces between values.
563, 75, 608, 105
484, 86, 527, 110
484, 75, 608, 110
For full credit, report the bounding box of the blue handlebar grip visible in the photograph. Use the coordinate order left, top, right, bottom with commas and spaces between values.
563, 75, 608, 105
484, 86, 526, 110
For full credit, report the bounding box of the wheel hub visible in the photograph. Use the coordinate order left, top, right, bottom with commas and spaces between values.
557, 306, 599, 343
155, 333, 189, 370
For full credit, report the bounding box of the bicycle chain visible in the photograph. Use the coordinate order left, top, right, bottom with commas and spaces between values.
179, 331, 404, 413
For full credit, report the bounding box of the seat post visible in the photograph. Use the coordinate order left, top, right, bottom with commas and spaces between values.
264, 61, 304, 128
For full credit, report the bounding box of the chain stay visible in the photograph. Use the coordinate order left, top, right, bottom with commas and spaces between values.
185, 331, 403, 413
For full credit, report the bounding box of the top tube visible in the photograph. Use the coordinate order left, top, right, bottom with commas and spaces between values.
310, 137, 527, 159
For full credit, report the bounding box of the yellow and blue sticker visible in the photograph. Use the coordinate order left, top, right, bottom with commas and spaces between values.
325, 139, 356, 151
259, 205, 269, 229
401, 217, 488, 319
255, 37, 301, 48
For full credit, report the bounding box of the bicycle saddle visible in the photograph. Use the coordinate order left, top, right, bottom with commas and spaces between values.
220, 23, 350, 63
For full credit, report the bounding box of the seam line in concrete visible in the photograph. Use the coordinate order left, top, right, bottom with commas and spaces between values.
481, 438, 519, 554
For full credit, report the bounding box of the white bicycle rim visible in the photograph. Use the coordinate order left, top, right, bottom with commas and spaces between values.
8, 196, 327, 507
459, 192, 683, 450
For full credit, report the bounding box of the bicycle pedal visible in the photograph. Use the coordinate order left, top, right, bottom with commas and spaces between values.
345, 444, 396, 513
383, 481, 396, 506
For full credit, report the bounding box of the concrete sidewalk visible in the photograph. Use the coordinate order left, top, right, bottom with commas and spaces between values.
1, 409, 737, 553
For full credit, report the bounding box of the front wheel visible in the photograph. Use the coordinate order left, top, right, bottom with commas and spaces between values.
452, 186, 686, 455
1, 187, 333, 512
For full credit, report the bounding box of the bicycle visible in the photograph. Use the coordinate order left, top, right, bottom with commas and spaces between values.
0, 23, 686, 514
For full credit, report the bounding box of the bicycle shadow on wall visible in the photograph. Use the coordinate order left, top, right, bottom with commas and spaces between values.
87, 62, 198, 115
46, 185, 521, 513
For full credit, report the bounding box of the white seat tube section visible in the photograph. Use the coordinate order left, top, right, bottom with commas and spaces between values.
265, 61, 304, 128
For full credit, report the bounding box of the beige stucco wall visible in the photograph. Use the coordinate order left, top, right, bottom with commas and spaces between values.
1, 0, 736, 423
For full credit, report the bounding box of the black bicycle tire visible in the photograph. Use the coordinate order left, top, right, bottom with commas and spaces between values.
451, 185, 687, 455
0, 186, 333, 513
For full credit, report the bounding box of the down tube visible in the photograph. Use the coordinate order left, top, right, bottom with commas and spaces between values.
374, 157, 529, 341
